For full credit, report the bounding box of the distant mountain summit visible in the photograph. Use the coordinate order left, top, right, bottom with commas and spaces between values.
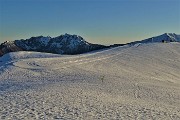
128, 33, 180, 45
0, 34, 107, 56
0, 33, 179, 57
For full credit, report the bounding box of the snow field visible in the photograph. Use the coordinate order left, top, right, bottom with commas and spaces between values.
0, 43, 180, 119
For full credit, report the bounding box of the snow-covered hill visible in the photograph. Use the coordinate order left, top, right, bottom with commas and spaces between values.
0, 42, 180, 119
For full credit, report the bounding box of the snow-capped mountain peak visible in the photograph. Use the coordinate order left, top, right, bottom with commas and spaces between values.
0, 33, 179, 57
128, 33, 180, 45
149, 33, 180, 42
0, 34, 106, 56
165, 33, 180, 41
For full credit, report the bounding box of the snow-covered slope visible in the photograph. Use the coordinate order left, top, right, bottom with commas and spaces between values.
0, 51, 62, 63
0, 42, 180, 119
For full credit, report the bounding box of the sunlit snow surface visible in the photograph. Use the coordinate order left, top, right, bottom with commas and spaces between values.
0, 43, 180, 119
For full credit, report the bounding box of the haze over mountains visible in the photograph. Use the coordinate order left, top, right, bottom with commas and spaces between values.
0, 33, 180, 57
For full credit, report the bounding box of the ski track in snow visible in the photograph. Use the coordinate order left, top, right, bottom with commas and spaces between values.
0, 43, 180, 120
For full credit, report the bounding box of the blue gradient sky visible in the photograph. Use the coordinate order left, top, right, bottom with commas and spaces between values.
0, 0, 180, 45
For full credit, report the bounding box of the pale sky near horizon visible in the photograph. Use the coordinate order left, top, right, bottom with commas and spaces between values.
0, 0, 180, 45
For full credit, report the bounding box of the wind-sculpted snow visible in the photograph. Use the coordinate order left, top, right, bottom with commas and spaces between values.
0, 43, 180, 119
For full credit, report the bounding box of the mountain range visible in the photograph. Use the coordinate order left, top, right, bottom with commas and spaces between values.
0, 33, 179, 57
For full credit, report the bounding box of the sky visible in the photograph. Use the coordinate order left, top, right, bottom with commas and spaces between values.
0, 0, 180, 45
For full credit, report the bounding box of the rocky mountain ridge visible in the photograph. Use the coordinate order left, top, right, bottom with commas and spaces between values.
0, 34, 107, 56
0, 33, 179, 57
128, 33, 180, 45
